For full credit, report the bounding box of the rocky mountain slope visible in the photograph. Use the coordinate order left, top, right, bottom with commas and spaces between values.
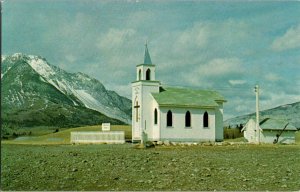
1, 53, 131, 129
224, 101, 300, 128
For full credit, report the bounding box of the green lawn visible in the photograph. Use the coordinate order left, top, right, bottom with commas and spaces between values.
295, 131, 300, 144
3, 126, 300, 145
2, 125, 132, 145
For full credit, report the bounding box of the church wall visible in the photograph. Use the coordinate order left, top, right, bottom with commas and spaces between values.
141, 86, 158, 136
131, 81, 160, 142
215, 103, 224, 141
148, 100, 160, 141
140, 84, 160, 141
131, 84, 142, 141
159, 107, 216, 142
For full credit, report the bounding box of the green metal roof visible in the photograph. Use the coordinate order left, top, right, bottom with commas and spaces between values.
151, 87, 226, 108
259, 118, 297, 131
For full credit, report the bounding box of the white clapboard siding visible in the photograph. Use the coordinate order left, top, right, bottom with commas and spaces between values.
71, 131, 125, 144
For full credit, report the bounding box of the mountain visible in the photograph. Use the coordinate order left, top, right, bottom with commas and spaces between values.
1, 53, 131, 130
224, 101, 300, 129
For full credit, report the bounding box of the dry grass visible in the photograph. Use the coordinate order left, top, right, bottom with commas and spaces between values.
2, 143, 300, 191
2, 125, 132, 145
3, 126, 300, 145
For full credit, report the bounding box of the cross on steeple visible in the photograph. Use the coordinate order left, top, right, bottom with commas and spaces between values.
144, 40, 152, 64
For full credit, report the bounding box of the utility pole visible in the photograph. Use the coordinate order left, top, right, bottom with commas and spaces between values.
254, 85, 260, 144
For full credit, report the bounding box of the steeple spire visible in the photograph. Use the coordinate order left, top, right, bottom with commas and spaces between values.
144, 41, 152, 64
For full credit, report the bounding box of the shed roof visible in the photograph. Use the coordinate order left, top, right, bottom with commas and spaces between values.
151, 87, 226, 108
259, 118, 297, 131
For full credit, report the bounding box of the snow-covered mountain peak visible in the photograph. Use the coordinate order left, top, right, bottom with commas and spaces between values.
27, 55, 56, 78
9, 53, 33, 61
12, 52, 25, 58
4, 53, 45, 64
1, 55, 7, 62
2, 53, 132, 124
76, 72, 92, 81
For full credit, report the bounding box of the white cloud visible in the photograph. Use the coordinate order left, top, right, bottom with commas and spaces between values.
265, 73, 281, 82
271, 24, 300, 51
235, 104, 252, 113
127, 11, 153, 28
224, 97, 255, 120
198, 58, 243, 76
261, 91, 300, 111
171, 20, 250, 58
180, 57, 245, 88
176, 23, 209, 49
4, 1, 300, 122
229, 80, 246, 86
97, 28, 136, 50
65, 54, 77, 63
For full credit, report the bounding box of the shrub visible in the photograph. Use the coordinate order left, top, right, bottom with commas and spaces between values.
224, 128, 243, 139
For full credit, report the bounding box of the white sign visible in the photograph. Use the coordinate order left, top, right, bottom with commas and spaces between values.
102, 123, 111, 131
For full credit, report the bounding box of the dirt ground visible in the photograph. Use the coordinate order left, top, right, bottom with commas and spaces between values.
1, 143, 300, 191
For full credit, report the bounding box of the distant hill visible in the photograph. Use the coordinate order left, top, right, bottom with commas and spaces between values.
1, 53, 131, 134
224, 101, 300, 129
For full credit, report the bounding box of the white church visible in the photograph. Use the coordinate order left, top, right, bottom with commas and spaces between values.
132, 44, 226, 143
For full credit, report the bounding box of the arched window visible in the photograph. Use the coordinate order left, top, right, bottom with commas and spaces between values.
203, 111, 209, 128
138, 69, 141, 80
185, 111, 191, 127
167, 110, 172, 127
154, 108, 158, 125
146, 68, 151, 80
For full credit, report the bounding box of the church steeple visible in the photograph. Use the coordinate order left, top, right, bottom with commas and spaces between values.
132, 43, 160, 143
136, 43, 156, 81
144, 41, 152, 64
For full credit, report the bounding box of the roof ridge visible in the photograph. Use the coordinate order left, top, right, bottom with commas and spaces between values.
163, 86, 221, 93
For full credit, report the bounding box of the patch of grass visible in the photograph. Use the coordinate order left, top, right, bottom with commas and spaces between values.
224, 137, 248, 142
2, 125, 132, 145
295, 131, 300, 144
17, 126, 67, 136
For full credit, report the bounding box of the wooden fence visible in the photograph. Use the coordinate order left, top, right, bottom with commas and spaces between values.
70, 131, 125, 144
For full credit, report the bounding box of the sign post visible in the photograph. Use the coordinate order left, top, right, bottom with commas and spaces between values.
102, 123, 111, 131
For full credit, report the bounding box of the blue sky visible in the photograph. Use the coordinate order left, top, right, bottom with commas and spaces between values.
3, 0, 300, 119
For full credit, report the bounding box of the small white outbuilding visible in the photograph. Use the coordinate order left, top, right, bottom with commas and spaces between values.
242, 118, 297, 144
